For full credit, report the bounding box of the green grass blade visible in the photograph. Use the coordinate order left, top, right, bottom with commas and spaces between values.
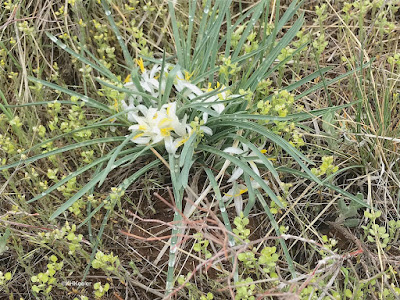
46, 32, 118, 81
179, 133, 197, 167
243, 172, 256, 216
277, 167, 370, 208
204, 168, 238, 282
0, 88, 13, 119
295, 62, 371, 100
28, 76, 112, 113
5, 100, 75, 107
168, 0, 184, 66
0, 136, 125, 171
232, 0, 268, 58
100, 0, 134, 69
97, 131, 138, 187
245, 15, 304, 91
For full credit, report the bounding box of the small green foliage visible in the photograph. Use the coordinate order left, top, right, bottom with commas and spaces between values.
336, 193, 365, 227
93, 282, 110, 299
259, 247, 279, 277
92, 251, 120, 274
321, 235, 338, 251
270, 196, 287, 215
366, 224, 390, 248
200, 292, 214, 300
81, 150, 94, 164
233, 213, 251, 243
193, 233, 212, 259
311, 156, 339, 177
31, 256, 63, 296
388, 53, 400, 68
57, 177, 78, 198
69, 198, 86, 217
219, 55, 240, 81
177, 273, 193, 288
235, 277, 256, 300
256, 90, 305, 147
0, 271, 12, 285
238, 250, 256, 269
362, 210, 400, 250
104, 187, 125, 210
38, 222, 83, 255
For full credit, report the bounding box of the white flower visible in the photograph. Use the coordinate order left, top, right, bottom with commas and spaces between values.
174, 70, 203, 100
128, 102, 201, 154
222, 180, 268, 215
223, 143, 267, 182
123, 61, 165, 108
222, 182, 248, 215
199, 82, 227, 123
140, 64, 164, 97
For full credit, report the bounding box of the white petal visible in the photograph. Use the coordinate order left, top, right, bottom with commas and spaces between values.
249, 161, 260, 177
164, 136, 176, 154
202, 112, 209, 124
201, 126, 213, 136
129, 125, 140, 131
222, 188, 234, 201
133, 136, 151, 144
228, 167, 243, 182
233, 194, 243, 215
212, 103, 225, 114
223, 147, 244, 155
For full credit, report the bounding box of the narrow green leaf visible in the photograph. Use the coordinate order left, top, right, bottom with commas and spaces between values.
45, 32, 117, 81
0, 137, 125, 171
28, 76, 112, 113
100, 0, 134, 69
97, 131, 138, 187
277, 166, 370, 208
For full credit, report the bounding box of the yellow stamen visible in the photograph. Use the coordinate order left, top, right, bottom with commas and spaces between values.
160, 127, 173, 137
184, 70, 194, 81
138, 125, 147, 131
113, 98, 119, 112
124, 74, 131, 83
238, 188, 248, 195
132, 133, 144, 140
135, 57, 145, 73
159, 118, 172, 127
177, 136, 189, 147
261, 149, 267, 154
224, 188, 248, 198
206, 82, 213, 92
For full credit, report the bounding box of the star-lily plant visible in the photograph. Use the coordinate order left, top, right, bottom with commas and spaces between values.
12, 0, 370, 297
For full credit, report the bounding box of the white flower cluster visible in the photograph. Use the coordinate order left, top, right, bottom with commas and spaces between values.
119, 59, 230, 154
